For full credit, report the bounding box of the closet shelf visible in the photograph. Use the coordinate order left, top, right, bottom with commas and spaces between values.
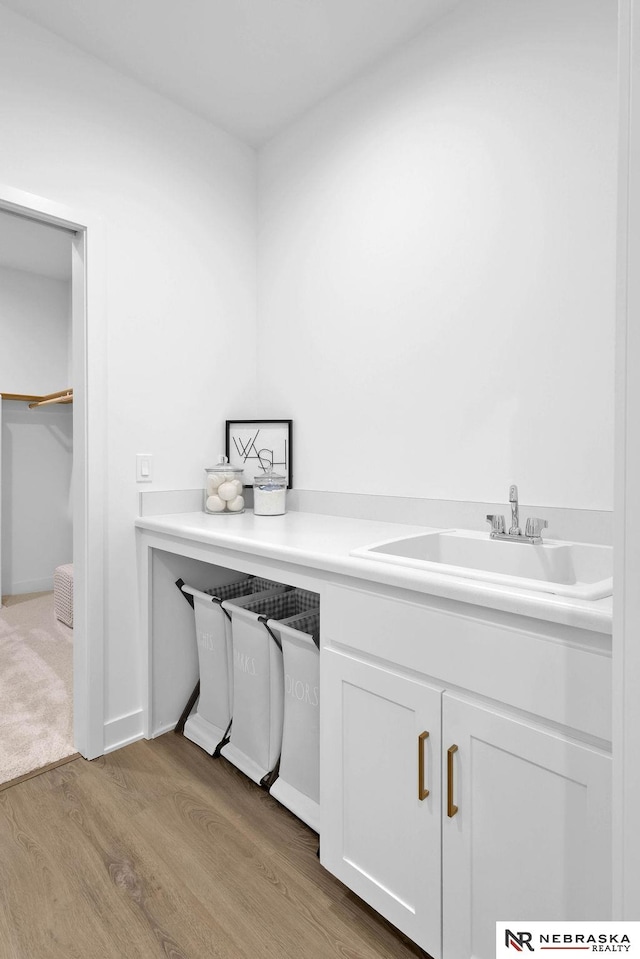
0, 389, 73, 408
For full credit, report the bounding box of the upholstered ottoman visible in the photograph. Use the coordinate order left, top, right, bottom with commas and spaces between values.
54, 563, 74, 628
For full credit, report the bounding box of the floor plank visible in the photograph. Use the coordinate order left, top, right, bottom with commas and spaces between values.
0, 734, 428, 959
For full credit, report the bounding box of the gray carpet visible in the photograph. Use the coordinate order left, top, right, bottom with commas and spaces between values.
0, 591, 75, 785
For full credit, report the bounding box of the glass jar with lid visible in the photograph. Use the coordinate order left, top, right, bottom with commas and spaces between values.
253, 467, 287, 515
204, 455, 245, 514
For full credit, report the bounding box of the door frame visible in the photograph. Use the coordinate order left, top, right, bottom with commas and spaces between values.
613, 0, 640, 918
0, 182, 106, 760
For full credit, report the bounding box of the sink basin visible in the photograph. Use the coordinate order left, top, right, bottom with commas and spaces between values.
350, 529, 613, 600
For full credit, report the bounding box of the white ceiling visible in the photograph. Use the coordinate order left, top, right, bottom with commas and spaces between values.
0, 210, 72, 280
0, 0, 461, 145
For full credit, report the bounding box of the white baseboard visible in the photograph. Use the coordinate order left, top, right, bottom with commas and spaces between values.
104, 709, 144, 754
8, 576, 54, 595
103, 712, 177, 755
153, 720, 178, 738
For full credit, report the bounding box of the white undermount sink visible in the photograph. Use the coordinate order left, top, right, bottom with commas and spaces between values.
350, 529, 613, 600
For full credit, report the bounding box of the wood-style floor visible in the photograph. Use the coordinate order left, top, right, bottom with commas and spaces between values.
0, 734, 427, 959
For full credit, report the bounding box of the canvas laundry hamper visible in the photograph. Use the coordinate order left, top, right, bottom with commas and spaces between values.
180, 577, 289, 755
269, 609, 320, 832
220, 588, 319, 786
54, 563, 74, 628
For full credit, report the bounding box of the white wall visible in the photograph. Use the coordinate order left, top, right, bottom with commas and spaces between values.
0, 4, 258, 736
0, 264, 71, 394
1, 401, 73, 594
0, 264, 73, 594
258, 0, 618, 510
0, 0, 618, 747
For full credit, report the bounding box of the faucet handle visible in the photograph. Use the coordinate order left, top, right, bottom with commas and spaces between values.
486, 514, 506, 534
525, 517, 548, 539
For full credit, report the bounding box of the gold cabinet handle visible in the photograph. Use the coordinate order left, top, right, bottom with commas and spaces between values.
418, 731, 429, 800
447, 744, 459, 817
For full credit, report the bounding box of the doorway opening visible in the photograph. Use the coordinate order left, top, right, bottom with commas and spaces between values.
0, 208, 76, 785
0, 182, 105, 769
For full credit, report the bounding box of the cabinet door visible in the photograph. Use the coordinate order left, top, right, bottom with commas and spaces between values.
321, 649, 443, 958
442, 693, 612, 959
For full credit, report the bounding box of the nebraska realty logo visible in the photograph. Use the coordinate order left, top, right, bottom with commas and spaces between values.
497, 923, 640, 955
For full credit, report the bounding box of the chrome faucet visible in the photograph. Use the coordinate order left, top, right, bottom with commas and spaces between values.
486, 484, 548, 545
508, 484, 521, 536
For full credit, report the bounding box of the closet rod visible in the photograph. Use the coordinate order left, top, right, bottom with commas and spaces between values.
0, 392, 42, 402
0, 388, 73, 405
28, 389, 73, 409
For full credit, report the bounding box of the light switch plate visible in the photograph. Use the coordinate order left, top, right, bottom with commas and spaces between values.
136, 453, 153, 483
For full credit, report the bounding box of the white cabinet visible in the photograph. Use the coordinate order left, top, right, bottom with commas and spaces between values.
321, 584, 612, 959
138, 534, 613, 959
321, 649, 444, 959
442, 693, 612, 959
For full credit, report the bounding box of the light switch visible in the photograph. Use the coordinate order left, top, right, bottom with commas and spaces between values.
136, 454, 153, 483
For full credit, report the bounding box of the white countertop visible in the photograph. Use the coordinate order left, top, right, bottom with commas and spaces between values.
135, 510, 612, 634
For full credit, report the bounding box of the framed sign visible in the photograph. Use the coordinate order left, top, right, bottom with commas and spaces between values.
225, 419, 293, 488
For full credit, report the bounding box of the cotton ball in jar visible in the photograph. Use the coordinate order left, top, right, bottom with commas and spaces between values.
218, 481, 238, 502
232, 479, 243, 495
207, 474, 222, 495
223, 471, 236, 482
227, 495, 245, 512
206, 495, 226, 513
